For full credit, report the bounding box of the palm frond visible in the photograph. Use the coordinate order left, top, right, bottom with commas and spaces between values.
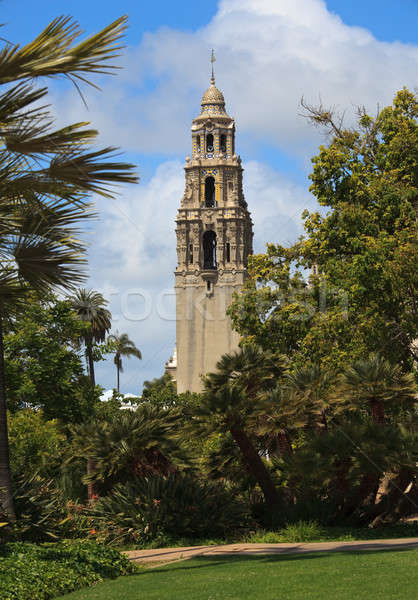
0, 16, 128, 84
4, 121, 97, 156
13, 238, 87, 291
0, 82, 49, 127
46, 147, 138, 197
69, 288, 112, 343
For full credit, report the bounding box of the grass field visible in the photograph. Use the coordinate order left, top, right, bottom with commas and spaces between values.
61, 548, 418, 600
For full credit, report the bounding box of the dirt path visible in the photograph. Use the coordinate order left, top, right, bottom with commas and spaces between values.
124, 537, 418, 565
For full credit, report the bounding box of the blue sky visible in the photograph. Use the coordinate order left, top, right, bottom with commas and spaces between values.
3, 1, 418, 44
3, 1, 417, 394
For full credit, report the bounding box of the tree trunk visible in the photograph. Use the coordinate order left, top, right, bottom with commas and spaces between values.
85, 339, 96, 500
230, 426, 281, 506
370, 468, 415, 527
86, 339, 95, 387
0, 314, 16, 521
333, 456, 351, 509
87, 457, 97, 502
321, 409, 328, 432
370, 398, 385, 425
278, 430, 292, 456
357, 471, 380, 507
117, 365, 120, 393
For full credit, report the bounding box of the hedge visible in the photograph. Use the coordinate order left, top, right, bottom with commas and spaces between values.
0, 540, 137, 600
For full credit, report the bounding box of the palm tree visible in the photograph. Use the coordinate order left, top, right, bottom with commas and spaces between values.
338, 354, 416, 425
108, 332, 142, 392
67, 405, 184, 493
0, 16, 138, 521
286, 364, 342, 432
258, 385, 304, 456
69, 289, 111, 386
333, 355, 416, 516
199, 345, 286, 506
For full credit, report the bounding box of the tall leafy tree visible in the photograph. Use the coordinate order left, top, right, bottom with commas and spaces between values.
69, 288, 111, 386
108, 332, 142, 393
0, 15, 138, 521
229, 89, 417, 372
301, 88, 418, 368
5, 294, 99, 422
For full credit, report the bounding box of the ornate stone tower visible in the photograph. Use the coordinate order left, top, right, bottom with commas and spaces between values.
174, 67, 253, 393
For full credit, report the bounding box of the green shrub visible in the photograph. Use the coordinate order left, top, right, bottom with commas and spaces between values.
0, 540, 136, 600
246, 521, 323, 543
2, 474, 91, 543
8, 409, 66, 480
279, 520, 323, 542
90, 474, 251, 545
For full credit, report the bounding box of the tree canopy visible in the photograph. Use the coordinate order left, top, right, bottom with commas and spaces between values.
229, 89, 418, 373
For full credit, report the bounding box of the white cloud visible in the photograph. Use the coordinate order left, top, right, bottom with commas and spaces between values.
51, 0, 418, 156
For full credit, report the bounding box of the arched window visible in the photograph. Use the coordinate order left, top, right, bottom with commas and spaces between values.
220, 134, 226, 153
226, 242, 231, 262
205, 176, 216, 207
196, 135, 200, 152
203, 230, 217, 270
206, 133, 214, 152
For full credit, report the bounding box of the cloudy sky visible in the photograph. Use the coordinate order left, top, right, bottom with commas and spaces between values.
3, 0, 418, 394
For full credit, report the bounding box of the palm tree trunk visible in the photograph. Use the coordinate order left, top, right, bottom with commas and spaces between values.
230, 426, 280, 506
86, 339, 95, 387
0, 314, 16, 521
117, 364, 120, 393
85, 338, 96, 500
370, 399, 385, 425
278, 430, 292, 455
87, 457, 97, 502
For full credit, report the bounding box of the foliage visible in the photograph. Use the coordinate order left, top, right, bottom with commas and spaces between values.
198, 346, 288, 506
246, 522, 418, 544
336, 353, 416, 424
0, 12, 137, 521
67, 404, 188, 492
5, 475, 72, 542
89, 474, 251, 545
0, 14, 138, 302
229, 89, 417, 372
107, 331, 142, 392
4, 296, 100, 422
69, 289, 112, 386
0, 540, 136, 600
249, 520, 323, 543
218, 90, 418, 528
141, 374, 178, 406
302, 88, 417, 368
8, 409, 66, 480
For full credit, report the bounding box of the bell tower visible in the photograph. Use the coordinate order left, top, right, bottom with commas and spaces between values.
174, 60, 253, 392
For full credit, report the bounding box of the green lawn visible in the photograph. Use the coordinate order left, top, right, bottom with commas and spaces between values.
61, 548, 418, 600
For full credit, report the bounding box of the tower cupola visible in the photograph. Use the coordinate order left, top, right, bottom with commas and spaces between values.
200, 77, 228, 116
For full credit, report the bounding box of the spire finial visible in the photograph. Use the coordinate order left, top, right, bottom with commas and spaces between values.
210, 49, 216, 85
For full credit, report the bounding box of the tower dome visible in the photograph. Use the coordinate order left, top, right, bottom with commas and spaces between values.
199, 76, 228, 117
201, 78, 225, 106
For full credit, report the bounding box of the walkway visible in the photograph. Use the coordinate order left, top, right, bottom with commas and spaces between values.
124, 537, 418, 565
